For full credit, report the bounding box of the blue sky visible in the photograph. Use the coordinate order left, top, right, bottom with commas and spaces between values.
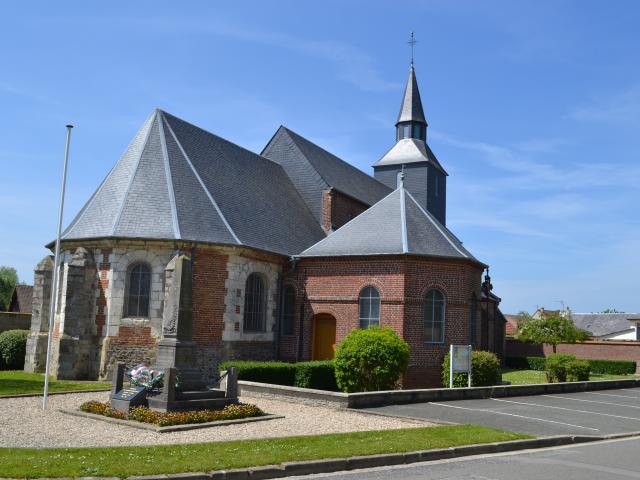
1, 1, 638, 314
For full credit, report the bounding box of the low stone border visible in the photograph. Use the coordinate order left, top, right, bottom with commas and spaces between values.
0, 388, 110, 399
54, 431, 640, 480
239, 378, 640, 409
60, 409, 284, 433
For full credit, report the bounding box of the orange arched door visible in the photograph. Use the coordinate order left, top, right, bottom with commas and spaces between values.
312, 314, 336, 360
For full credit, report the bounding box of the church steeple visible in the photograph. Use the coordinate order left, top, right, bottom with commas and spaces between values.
396, 64, 427, 142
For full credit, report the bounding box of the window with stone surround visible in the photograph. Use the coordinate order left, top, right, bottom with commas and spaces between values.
281, 285, 296, 335
125, 263, 151, 318
244, 273, 267, 332
359, 286, 380, 329
424, 289, 445, 343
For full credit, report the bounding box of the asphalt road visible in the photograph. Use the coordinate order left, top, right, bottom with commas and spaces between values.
363, 387, 640, 436
283, 436, 640, 479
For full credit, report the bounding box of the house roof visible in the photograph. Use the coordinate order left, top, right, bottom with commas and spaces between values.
299, 183, 483, 265
504, 314, 522, 336
373, 138, 448, 174
263, 126, 391, 207
9, 284, 33, 314
570, 313, 639, 337
397, 64, 427, 125
60, 110, 326, 257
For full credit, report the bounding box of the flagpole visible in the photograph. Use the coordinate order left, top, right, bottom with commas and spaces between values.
43, 124, 73, 410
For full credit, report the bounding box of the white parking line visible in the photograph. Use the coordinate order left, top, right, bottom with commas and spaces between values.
588, 391, 640, 400
491, 398, 640, 421
543, 394, 640, 409
429, 402, 599, 431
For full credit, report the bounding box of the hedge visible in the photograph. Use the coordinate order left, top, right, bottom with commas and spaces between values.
0, 329, 29, 370
219, 360, 338, 391
442, 351, 501, 388
219, 361, 296, 386
506, 356, 636, 375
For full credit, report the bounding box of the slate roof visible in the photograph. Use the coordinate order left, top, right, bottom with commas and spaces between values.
262, 126, 391, 208
299, 183, 483, 265
373, 138, 448, 174
397, 64, 427, 125
60, 110, 326, 256
570, 313, 639, 337
9, 284, 33, 314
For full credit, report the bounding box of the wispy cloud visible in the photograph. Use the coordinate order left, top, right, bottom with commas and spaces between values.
570, 84, 640, 125
105, 17, 401, 93
0, 82, 61, 106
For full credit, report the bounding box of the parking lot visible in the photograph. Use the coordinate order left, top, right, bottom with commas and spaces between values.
364, 387, 640, 436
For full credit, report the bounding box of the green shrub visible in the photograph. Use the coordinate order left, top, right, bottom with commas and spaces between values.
526, 357, 546, 371
334, 327, 410, 393
544, 353, 576, 382
588, 359, 636, 375
219, 361, 296, 386
294, 361, 338, 391
0, 329, 29, 370
442, 351, 501, 387
566, 359, 590, 382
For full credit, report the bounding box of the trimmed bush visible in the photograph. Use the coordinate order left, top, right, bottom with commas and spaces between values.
507, 356, 637, 375
334, 327, 410, 393
219, 361, 296, 386
0, 329, 29, 370
505, 356, 545, 371
544, 353, 576, 382
588, 359, 636, 375
566, 359, 590, 382
294, 361, 338, 391
442, 351, 501, 388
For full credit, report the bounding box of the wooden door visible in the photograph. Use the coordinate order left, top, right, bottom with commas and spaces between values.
312, 314, 336, 360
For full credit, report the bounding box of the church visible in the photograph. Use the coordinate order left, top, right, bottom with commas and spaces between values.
24, 63, 505, 388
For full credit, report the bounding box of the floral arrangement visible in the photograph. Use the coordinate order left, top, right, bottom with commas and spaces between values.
79, 401, 263, 427
126, 364, 165, 391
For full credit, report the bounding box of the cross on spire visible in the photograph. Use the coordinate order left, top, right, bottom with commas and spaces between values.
408, 31, 417, 65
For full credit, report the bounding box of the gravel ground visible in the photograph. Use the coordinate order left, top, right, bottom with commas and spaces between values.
0, 392, 431, 448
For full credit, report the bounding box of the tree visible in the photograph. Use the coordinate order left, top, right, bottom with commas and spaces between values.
0, 267, 18, 311
517, 311, 590, 353
601, 308, 624, 314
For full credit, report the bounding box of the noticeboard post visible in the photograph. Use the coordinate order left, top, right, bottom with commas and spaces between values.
449, 344, 472, 388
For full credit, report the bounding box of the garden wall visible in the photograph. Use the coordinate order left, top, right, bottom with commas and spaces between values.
0, 312, 31, 333
506, 338, 640, 373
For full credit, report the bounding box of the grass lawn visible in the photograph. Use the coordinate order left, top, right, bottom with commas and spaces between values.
0, 371, 110, 396
502, 369, 639, 385
0, 425, 530, 478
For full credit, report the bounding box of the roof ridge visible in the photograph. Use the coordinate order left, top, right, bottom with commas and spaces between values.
161, 113, 242, 246
283, 126, 389, 190
157, 113, 181, 239
110, 110, 156, 235
400, 187, 408, 253
404, 189, 468, 258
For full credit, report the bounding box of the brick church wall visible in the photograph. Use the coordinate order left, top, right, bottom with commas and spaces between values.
321, 189, 370, 233
283, 255, 484, 388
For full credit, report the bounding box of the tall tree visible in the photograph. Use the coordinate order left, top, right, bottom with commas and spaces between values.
517, 311, 590, 353
0, 266, 18, 311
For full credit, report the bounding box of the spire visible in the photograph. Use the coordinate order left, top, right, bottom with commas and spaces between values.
397, 64, 427, 126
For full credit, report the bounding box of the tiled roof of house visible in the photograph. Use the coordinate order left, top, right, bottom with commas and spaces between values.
570, 313, 639, 337
9, 284, 33, 314
60, 110, 326, 256
299, 183, 483, 265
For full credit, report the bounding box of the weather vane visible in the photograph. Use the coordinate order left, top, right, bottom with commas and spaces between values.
408, 31, 417, 65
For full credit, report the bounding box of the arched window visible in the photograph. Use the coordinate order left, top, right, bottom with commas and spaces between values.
424, 289, 445, 342
125, 263, 151, 318
244, 273, 266, 332
281, 285, 296, 335
359, 286, 380, 329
